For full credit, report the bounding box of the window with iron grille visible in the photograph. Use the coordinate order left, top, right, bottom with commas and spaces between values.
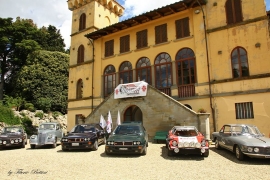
136, 57, 151, 84
175, 17, 190, 39
104, 65, 116, 98
119, 61, 133, 84
225, 0, 243, 25
155, 24, 167, 44
235, 102, 254, 119
231, 47, 249, 78
77, 45, 84, 64
79, 13, 86, 31
105, 40, 114, 57
76, 79, 83, 99
136, 29, 148, 49
120, 35, 130, 53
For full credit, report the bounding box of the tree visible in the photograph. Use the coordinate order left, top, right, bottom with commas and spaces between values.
14, 50, 69, 113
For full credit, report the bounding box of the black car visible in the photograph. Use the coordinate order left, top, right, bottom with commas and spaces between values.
61, 124, 106, 151
0, 126, 27, 149
105, 121, 148, 155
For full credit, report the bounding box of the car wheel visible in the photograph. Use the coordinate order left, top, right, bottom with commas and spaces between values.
21, 143, 25, 148
52, 138, 57, 148
62, 146, 67, 152
92, 140, 98, 151
142, 146, 147, 155
105, 150, 110, 155
202, 151, 209, 157
167, 149, 174, 156
25, 139, 27, 145
235, 145, 245, 161
215, 140, 221, 149
30, 145, 36, 149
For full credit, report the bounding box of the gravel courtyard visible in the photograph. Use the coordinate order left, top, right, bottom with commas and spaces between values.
0, 142, 269, 180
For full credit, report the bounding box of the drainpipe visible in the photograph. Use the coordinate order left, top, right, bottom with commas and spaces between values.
196, 0, 216, 131
87, 38, 95, 112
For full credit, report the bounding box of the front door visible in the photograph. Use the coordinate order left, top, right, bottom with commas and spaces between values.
124, 105, 142, 123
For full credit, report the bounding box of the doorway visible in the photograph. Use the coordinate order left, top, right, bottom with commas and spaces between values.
124, 105, 142, 123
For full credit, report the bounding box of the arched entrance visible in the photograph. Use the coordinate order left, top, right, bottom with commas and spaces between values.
124, 105, 142, 123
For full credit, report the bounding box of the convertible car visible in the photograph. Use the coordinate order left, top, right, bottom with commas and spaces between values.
61, 123, 106, 151
167, 126, 209, 157
212, 124, 270, 160
105, 122, 148, 155
0, 126, 27, 149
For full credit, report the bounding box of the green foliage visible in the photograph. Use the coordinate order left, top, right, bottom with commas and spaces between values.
20, 116, 33, 134
35, 98, 52, 113
0, 105, 21, 125
2, 95, 25, 110
24, 103, 36, 112
52, 111, 63, 119
19, 112, 26, 117
35, 112, 44, 119
198, 108, 207, 113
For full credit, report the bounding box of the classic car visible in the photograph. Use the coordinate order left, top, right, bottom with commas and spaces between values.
61, 123, 106, 151
167, 126, 209, 157
29, 122, 64, 149
0, 126, 27, 149
212, 124, 270, 160
105, 121, 148, 155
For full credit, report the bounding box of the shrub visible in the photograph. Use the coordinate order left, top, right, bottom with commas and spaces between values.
197, 108, 207, 113
0, 105, 21, 125
36, 98, 51, 113
52, 111, 63, 119
21, 116, 33, 134
35, 112, 44, 119
24, 103, 36, 112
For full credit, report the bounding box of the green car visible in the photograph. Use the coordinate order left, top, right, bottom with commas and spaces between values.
105, 122, 148, 155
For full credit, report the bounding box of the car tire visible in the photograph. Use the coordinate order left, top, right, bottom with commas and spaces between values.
105, 150, 110, 155
30, 145, 36, 149
52, 138, 57, 148
168, 149, 174, 156
142, 146, 147, 155
215, 140, 221, 149
25, 139, 27, 145
202, 151, 209, 157
62, 146, 67, 152
235, 145, 245, 161
21, 143, 25, 148
92, 140, 98, 151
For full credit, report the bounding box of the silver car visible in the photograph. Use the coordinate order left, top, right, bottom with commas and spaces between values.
29, 122, 64, 149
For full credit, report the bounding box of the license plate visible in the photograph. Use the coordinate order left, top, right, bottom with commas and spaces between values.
265, 155, 270, 158
72, 143, 79, 146
119, 148, 128, 150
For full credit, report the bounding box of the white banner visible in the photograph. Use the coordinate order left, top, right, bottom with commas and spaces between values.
114, 81, 148, 99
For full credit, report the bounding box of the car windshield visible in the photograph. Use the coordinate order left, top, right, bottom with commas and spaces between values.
174, 129, 197, 137
70, 125, 95, 133
3, 127, 22, 133
114, 125, 141, 135
231, 125, 263, 136
39, 124, 55, 130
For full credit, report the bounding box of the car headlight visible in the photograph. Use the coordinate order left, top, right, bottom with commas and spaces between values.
31, 135, 37, 139
178, 142, 183, 148
172, 141, 177, 146
84, 138, 87, 141
3, 141, 6, 144
189, 142, 195, 147
15, 139, 18, 143
48, 134, 53, 139
247, 147, 253, 152
183, 142, 189, 147
19, 139, 22, 142
254, 147, 259, 153
201, 140, 206, 147
195, 142, 201, 148
88, 138, 90, 141
62, 138, 67, 142
0, 140, 2, 144
107, 141, 114, 145
11, 140, 14, 144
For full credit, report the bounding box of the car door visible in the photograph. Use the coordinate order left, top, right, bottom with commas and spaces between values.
95, 124, 105, 144
219, 125, 234, 151
55, 124, 62, 139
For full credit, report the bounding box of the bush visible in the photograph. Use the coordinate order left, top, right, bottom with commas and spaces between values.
0, 105, 21, 125
25, 103, 36, 112
52, 111, 63, 119
21, 116, 33, 134
36, 98, 51, 113
35, 112, 44, 119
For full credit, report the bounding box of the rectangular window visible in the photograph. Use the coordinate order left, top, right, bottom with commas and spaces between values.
235, 102, 254, 119
136, 29, 147, 49
155, 24, 167, 44
175, 17, 190, 39
105, 40, 114, 57
120, 35, 130, 53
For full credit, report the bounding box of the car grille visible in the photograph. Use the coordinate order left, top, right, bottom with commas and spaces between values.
68, 138, 84, 142
264, 147, 270, 154
114, 141, 133, 146
38, 133, 46, 144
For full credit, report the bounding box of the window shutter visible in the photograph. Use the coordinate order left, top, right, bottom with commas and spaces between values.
234, 0, 243, 23
183, 17, 190, 37
226, 0, 234, 24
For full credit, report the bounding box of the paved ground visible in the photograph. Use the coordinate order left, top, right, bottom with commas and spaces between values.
0, 142, 269, 180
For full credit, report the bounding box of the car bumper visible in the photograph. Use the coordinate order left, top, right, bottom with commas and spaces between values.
61, 142, 94, 150
168, 146, 209, 154
105, 145, 146, 154
243, 152, 270, 159
0, 142, 23, 148
29, 138, 56, 146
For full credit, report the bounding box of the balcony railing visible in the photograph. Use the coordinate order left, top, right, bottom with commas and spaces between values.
178, 84, 195, 98
158, 87, 171, 96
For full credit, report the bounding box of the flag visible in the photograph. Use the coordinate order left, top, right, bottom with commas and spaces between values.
100, 114, 106, 129
116, 110, 121, 125
106, 111, 113, 133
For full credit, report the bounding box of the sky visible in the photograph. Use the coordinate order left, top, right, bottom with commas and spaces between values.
0, 0, 270, 49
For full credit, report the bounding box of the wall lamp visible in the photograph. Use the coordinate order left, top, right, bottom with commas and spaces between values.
194, 9, 200, 14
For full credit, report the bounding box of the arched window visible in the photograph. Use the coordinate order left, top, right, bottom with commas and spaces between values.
136, 57, 151, 84
79, 13, 86, 31
119, 61, 133, 84
154, 53, 172, 95
225, 0, 243, 25
77, 45, 84, 64
231, 47, 249, 78
104, 65, 116, 97
76, 79, 83, 99
175, 48, 196, 98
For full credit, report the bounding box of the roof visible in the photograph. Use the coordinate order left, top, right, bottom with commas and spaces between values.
85, 0, 206, 40
173, 126, 198, 130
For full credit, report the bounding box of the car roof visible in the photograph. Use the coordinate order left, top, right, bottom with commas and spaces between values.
174, 126, 198, 130
40, 122, 59, 125
223, 124, 257, 127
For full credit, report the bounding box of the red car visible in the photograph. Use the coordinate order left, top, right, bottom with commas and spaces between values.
167, 126, 209, 157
